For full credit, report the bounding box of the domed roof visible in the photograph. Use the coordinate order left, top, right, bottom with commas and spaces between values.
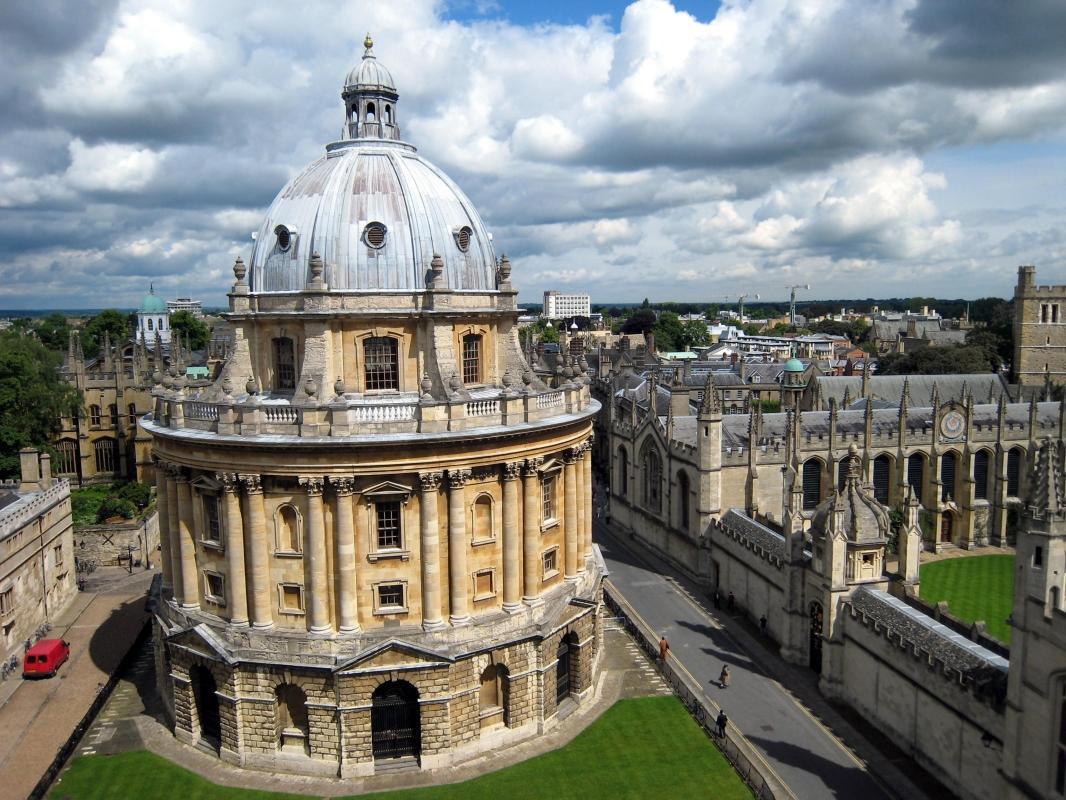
784, 357, 805, 372
345, 36, 395, 92
811, 447, 890, 544
139, 285, 166, 313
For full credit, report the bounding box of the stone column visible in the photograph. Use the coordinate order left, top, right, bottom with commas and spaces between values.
575, 447, 587, 573
165, 466, 184, 604
522, 458, 543, 606
502, 461, 522, 612
219, 473, 248, 625
175, 473, 199, 609
419, 472, 445, 630
447, 470, 472, 626
583, 440, 594, 560
154, 460, 173, 591
563, 450, 579, 580
299, 476, 330, 634
240, 474, 273, 629
330, 477, 359, 633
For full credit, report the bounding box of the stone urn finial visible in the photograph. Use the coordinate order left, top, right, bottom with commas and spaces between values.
448, 373, 462, 394
304, 376, 317, 398
307, 252, 326, 290
246, 376, 258, 396
334, 377, 346, 397
501, 371, 513, 391
420, 372, 433, 396
233, 255, 247, 284
498, 254, 511, 283
522, 368, 533, 387
222, 375, 234, 397
428, 253, 445, 289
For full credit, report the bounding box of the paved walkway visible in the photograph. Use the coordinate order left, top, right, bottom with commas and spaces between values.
596, 521, 948, 800
0, 567, 154, 800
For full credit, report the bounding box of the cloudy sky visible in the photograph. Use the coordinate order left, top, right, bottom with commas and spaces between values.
1, 0, 1065, 310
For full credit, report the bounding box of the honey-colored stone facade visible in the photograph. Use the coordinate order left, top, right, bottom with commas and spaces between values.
1013, 265, 1066, 387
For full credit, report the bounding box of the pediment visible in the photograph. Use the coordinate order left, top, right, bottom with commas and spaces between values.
336, 638, 452, 673
190, 474, 223, 492
167, 623, 236, 665
362, 480, 413, 500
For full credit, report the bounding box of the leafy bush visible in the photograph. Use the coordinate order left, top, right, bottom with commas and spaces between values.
71, 485, 112, 525
97, 496, 137, 522
114, 481, 152, 508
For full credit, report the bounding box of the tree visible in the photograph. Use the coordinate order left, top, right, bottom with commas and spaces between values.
622, 308, 657, 335
170, 310, 211, 351
877, 344, 997, 375
651, 312, 686, 351
81, 309, 131, 359
35, 313, 71, 351
0, 331, 82, 479
680, 320, 711, 349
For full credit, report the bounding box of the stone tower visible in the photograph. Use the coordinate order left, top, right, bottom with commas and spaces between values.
1013, 265, 1066, 387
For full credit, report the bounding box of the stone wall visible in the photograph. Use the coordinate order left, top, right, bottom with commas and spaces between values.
75, 511, 159, 568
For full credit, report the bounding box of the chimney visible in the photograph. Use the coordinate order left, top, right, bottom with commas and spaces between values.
39, 453, 53, 489
730, 352, 738, 368
19, 447, 41, 492
670, 387, 691, 417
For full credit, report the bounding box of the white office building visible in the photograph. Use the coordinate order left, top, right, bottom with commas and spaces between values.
543, 290, 590, 319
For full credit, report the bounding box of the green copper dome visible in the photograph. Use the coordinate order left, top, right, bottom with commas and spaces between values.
784, 357, 805, 372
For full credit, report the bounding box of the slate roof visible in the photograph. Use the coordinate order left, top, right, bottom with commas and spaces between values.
719, 509, 787, 560
814, 373, 1009, 407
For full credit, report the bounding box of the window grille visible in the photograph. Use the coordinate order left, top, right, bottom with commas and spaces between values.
273, 337, 296, 390
1007, 448, 1022, 497
873, 456, 890, 504
203, 495, 222, 543
974, 450, 990, 500
802, 460, 821, 510
364, 337, 398, 390
376, 501, 402, 549
462, 334, 481, 384
907, 454, 924, 503
542, 476, 556, 522
940, 452, 957, 501
377, 583, 404, 608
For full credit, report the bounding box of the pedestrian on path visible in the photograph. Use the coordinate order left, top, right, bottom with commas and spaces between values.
719, 665, 731, 688
716, 709, 728, 737
760, 614, 767, 635
727, 591, 735, 611
713, 590, 721, 610
659, 634, 670, 661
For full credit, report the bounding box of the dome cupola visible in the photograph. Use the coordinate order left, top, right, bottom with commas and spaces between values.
811, 445, 890, 544
342, 34, 399, 142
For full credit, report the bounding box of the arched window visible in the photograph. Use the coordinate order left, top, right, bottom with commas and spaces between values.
147, 318, 154, 331
272, 337, 296, 391
873, 455, 891, 504
941, 451, 958, 502
371, 681, 420, 760
276, 684, 309, 754
364, 336, 398, 390
473, 494, 493, 541
462, 334, 482, 385
385, 104, 393, 124
642, 445, 661, 512
617, 446, 629, 497
479, 663, 509, 729
94, 438, 116, 472
907, 453, 924, 503
276, 505, 301, 553
89, 404, 101, 427
55, 439, 77, 474
802, 459, 822, 510
109, 404, 119, 428
974, 449, 991, 501
676, 471, 691, 531
837, 458, 848, 491
1007, 448, 1022, 497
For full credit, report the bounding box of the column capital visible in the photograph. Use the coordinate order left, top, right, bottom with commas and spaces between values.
169, 466, 189, 483
446, 469, 471, 489
419, 471, 443, 492
522, 457, 543, 477
503, 461, 523, 481
238, 473, 263, 494
563, 447, 581, 464
216, 472, 241, 493
299, 476, 325, 496
329, 476, 356, 496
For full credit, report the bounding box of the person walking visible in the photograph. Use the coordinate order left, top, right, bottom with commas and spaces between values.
659, 634, 671, 662
716, 709, 728, 738
760, 614, 767, 635
727, 591, 735, 611
713, 590, 721, 610
719, 664, 731, 688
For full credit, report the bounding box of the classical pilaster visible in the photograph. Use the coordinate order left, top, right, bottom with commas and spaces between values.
218, 473, 248, 625
165, 466, 184, 604
330, 477, 359, 633
447, 469, 471, 626
502, 461, 522, 612
583, 439, 594, 560
419, 472, 445, 630
175, 472, 199, 609
240, 474, 273, 629
522, 458, 543, 606
299, 476, 330, 634
154, 460, 173, 591
563, 449, 580, 580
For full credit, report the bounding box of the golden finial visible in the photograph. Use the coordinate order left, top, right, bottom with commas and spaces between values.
364, 33, 374, 54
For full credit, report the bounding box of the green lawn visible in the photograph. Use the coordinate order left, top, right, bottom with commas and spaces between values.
49, 696, 752, 800
919, 554, 1015, 643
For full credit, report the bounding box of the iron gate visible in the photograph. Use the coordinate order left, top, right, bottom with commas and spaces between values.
556, 639, 571, 704
191, 666, 221, 746
371, 683, 420, 759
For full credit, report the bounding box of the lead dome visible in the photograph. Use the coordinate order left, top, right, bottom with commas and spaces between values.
249, 38, 496, 294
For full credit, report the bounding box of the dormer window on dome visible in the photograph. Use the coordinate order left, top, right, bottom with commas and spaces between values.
275, 224, 296, 252
363, 222, 387, 249
454, 225, 473, 253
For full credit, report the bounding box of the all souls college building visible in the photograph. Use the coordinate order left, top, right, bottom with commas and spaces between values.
143, 38, 602, 776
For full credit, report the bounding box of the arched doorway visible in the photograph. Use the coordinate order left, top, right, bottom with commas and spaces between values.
556, 633, 576, 705
808, 602, 824, 673
371, 681, 420, 760
940, 511, 954, 544
190, 665, 221, 747
276, 684, 309, 755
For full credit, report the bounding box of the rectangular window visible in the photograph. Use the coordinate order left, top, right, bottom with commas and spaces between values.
1035, 546, 1044, 568
128, 403, 138, 426
0, 589, 12, 615
376, 583, 405, 611
53, 544, 63, 566
1043, 304, 1050, 323
90, 405, 101, 426
462, 335, 482, 385
364, 337, 399, 391
474, 569, 495, 600
542, 476, 557, 523
1055, 305, 1061, 324
376, 501, 402, 549
109, 404, 119, 428
542, 548, 558, 578
202, 495, 222, 544
204, 572, 225, 603
273, 337, 296, 391
280, 584, 304, 613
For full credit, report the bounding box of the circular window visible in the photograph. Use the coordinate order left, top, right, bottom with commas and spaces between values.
275, 225, 292, 251
455, 225, 473, 253
364, 222, 387, 249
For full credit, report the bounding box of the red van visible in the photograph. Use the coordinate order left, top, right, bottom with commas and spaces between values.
22, 639, 71, 679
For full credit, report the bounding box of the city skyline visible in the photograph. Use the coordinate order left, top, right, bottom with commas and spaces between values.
0, 0, 1064, 309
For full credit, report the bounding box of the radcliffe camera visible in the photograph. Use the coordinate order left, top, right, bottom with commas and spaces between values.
0, 4, 1062, 800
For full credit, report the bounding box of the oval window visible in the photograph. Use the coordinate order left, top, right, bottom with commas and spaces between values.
276, 225, 292, 251
364, 222, 387, 249
455, 225, 473, 253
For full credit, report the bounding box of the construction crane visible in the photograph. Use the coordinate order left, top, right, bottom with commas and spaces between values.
724, 293, 760, 325
786, 284, 810, 326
